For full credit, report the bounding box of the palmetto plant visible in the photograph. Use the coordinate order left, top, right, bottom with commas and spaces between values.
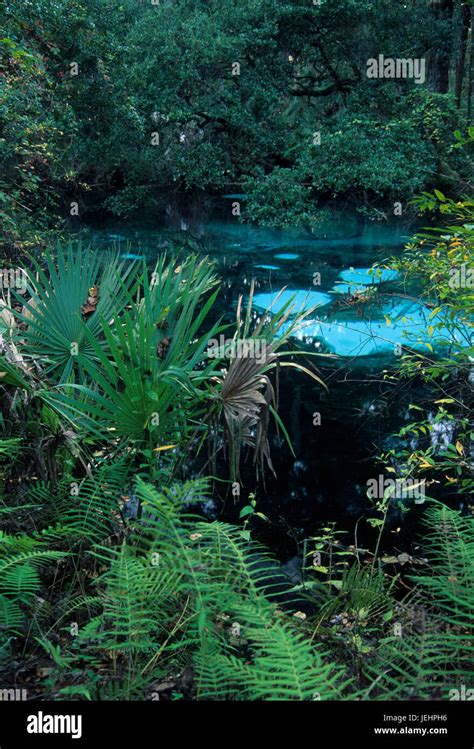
42, 255, 224, 451
11, 244, 139, 383
1, 250, 222, 487
2, 245, 326, 483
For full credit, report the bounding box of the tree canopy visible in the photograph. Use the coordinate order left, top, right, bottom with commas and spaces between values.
1, 0, 472, 246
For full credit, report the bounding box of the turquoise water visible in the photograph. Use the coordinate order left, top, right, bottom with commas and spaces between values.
84, 210, 468, 361
82, 208, 465, 554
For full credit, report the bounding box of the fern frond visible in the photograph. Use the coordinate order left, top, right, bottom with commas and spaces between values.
195, 598, 348, 700
82, 543, 165, 654
413, 501, 474, 629
363, 501, 474, 699
0, 595, 23, 633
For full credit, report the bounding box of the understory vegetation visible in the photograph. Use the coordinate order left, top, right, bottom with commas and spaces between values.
0, 187, 472, 699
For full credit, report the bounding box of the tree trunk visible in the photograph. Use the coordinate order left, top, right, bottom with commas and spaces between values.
468, 7, 474, 122
454, 2, 470, 107
427, 0, 454, 93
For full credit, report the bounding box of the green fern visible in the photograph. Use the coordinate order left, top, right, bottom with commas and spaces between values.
363, 500, 474, 699
0, 548, 67, 636
414, 501, 473, 630
73, 479, 349, 700
87, 544, 164, 654
195, 598, 349, 700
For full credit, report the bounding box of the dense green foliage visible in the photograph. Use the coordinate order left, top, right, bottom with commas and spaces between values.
0, 217, 472, 698
1, 0, 472, 248
381, 189, 473, 504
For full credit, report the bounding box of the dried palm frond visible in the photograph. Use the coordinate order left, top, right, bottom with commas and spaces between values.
208, 280, 327, 482
218, 343, 277, 481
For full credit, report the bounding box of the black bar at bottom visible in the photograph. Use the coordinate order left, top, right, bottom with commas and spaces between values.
0, 700, 471, 748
